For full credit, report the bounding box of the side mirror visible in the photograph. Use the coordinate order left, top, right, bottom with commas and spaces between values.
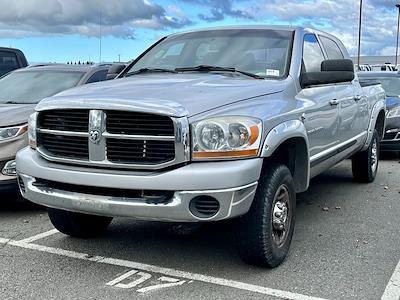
301, 59, 355, 88
106, 64, 126, 80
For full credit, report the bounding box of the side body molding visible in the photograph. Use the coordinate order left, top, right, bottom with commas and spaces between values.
362, 99, 386, 151
260, 120, 310, 192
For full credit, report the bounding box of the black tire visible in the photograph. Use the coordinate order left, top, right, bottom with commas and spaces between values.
352, 130, 380, 183
48, 208, 112, 238
235, 163, 296, 268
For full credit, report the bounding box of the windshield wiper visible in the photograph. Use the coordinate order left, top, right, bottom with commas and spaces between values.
126, 68, 177, 76
175, 65, 264, 79
4, 101, 19, 104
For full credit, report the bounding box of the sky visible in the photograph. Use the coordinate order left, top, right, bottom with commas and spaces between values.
0, 0, 398, 63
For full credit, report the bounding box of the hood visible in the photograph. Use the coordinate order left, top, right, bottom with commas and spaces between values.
38, 74, 286, 117
0, 104, 36, 127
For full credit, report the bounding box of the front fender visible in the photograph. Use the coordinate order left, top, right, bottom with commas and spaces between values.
261, 120, 309, 158
260, 120, 310, 192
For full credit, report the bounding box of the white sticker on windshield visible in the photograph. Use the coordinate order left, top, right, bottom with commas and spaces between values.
266, 69, 280, 77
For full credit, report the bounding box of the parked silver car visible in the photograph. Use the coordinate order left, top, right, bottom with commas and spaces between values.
0, 64, 110, 193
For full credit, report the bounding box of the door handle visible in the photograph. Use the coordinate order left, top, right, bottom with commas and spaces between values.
354, 95, 362, 101
330, 99, 340, 106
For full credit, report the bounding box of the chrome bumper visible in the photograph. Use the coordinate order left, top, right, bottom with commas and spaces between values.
16, 148, 262, 222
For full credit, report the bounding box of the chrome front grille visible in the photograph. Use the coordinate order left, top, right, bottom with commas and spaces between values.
36, 109, 189, 170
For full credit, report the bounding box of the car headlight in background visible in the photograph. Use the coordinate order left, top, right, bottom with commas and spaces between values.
28, 112, 38, 149
192, 116, 262, 159
0, 124, 28, 141
387, 106, 400, 118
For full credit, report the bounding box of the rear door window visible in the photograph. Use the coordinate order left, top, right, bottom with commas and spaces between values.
319, 36, 344, 59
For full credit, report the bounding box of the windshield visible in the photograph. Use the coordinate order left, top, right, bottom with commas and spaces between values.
126, 29, 294, 79
0, 70, 84, 104
373, 77, 400, 97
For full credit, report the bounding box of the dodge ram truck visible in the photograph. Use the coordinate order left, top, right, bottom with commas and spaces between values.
16, 26, 386, 267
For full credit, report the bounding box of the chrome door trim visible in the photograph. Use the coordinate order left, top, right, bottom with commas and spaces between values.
310, 131, 367, 164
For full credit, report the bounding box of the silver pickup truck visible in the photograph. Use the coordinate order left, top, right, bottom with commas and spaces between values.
16, 26, 386, 268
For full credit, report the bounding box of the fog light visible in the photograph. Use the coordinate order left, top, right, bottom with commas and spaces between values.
2, 160, 16, 176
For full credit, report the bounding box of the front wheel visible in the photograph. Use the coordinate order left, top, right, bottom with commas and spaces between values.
352, 129, 380, 183
48, 208, 113, 238
235, 163, 296, 268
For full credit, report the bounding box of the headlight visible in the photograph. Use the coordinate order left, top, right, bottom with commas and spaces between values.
28, 112, 38, 149
0, 124, 28, 141
192, 116, 262, 160
387, 107, 400, 118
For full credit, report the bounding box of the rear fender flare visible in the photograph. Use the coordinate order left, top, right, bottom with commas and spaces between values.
362, 99, 386, 151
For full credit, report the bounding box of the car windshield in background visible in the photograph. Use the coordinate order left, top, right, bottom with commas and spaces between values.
0, 71, 84, 104
373, 77, 400, 97
126, 29, 294, 79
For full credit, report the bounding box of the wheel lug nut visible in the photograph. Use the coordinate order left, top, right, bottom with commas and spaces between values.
275, 212, 282, 218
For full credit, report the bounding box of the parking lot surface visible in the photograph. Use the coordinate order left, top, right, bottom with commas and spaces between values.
1, 157, 400, 300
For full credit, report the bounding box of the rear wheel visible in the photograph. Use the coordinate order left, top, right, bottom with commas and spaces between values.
48, 208, 112, 238
235, 163, 296, 268
352, 129, 380, 183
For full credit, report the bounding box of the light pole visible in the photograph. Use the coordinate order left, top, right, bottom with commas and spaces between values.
395, 4, 400, 66
357, 0, 363, 70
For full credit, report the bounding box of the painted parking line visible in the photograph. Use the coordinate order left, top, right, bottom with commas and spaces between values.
18, 229, 59, 243
381, 258, 400, 300
0, 232, 327, 300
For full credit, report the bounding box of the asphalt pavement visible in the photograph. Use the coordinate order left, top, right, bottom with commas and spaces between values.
0, 156, 399, 300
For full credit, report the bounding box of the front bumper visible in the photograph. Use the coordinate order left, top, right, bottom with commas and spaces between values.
16, 148, 263, 222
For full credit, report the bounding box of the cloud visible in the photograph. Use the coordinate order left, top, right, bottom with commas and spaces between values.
260, 0, 400, 56
380, 46, 397, 56
182, 0, 254, 22
0, 0, 192, 39
0, 0, 399, 57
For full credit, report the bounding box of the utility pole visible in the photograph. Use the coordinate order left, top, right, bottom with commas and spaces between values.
118, 54, 121, 62
357, 0, 363, 70
395, 4, 400, 66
